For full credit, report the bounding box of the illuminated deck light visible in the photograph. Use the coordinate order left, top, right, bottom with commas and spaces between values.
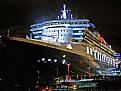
42, 58, 45, 61
48, 59, 51, 61
63, 55, 66, 58
62, 59, 66, 64
54, 59, 57, 62
37, 60, 40, 62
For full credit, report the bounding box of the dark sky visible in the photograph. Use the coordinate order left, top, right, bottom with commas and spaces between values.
0, 0, 121, 53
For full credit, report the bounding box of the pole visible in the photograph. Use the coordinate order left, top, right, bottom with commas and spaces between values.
87, 67, 91, 78
57, 68, 58, 77
67, 64, 70, 76
7, 29, 9, 37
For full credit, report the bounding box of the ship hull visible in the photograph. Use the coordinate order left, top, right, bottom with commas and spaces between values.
0, 37, 99, 78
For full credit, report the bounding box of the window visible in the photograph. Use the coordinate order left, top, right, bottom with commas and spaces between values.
73, 30, 78, 33
78, 30, 82, 33
73, 35, 83, 38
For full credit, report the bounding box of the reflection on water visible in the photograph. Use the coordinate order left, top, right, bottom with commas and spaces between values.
1, 76, 121, 91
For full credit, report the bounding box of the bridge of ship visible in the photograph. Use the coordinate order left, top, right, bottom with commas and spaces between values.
1, 37, 116, 76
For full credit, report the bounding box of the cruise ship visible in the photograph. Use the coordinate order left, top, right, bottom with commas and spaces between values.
29, 4, 120, 75
0, 4, 120, 77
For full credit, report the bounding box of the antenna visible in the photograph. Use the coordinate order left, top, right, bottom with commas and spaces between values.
62, 4, 67, 19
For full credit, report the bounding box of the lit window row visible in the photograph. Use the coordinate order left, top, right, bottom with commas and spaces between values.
85, 31, 114, 55
31, 21, 89, 29
73, 30, 83, 33
44, 30, 71, 33
73, 35, 83, 38
87, 46, 116, 66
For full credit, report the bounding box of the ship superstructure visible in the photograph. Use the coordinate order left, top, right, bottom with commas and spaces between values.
30, 4, 90, 43
30, 4, 120, 75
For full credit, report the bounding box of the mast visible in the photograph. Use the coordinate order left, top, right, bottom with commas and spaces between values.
60, 4, 72, 19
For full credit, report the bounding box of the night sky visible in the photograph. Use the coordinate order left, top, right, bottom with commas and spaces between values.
0, 0, 121, 53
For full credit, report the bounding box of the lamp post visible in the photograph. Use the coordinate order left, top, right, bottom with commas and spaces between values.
87, 67, 91, 78
67, 64, 70, 76
57, 67, 58, 77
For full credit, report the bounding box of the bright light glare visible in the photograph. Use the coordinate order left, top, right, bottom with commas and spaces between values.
67, 44, 72, 49
48, 59, 51, 61
63, 55, 66, 58
73, 84, 77, 89
44, 61, 47, 63
42, 58, 45, 61
54, 59, 57, 62
62, 59, 66, 64
37, 60, 40, 62
37, 71, 39, 73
